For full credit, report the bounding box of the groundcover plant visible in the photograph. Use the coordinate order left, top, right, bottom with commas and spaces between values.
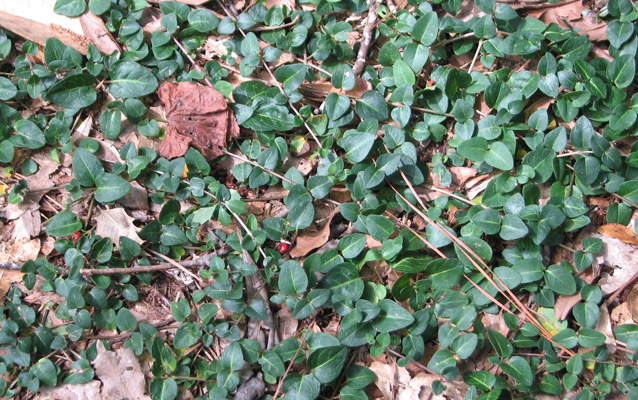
1, 0, 638, 399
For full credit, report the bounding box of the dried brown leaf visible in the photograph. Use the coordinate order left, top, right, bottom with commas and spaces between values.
157, 82, 240, 160
79, 12, 120, 55
94, 208, 143, 250
93, 341, 151, 400
597, 223, 638, 245
289, 210, 337, 258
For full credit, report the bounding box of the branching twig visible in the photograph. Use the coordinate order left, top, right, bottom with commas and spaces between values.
81, 252, 224, 276
352, 0, 381, 77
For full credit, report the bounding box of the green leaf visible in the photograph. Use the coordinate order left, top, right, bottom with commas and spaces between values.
463, 371, 495, 391
11, 120, 46, 149
47, 74, 97, 109
173, 322, 202, 349
426, 259, 464, 289
307, 176, 333, 199
222, 342, 244, 371
471, 209, 502, 235
485, 141, 513, 170
607, 54, 635, 88
574, 156, 600, 186
31, 358, 57, 387
607, 20, 634, 48
0, 77, 17, 100
544, 264, 577, 295
345, 365, 377, 389
577, 328, 606, 347
46, 211, 82, 237
488, 329, 513, 357
149, 378, 178, 400
100, 110, 122, 140
501, 356, 534, 386
540, 374, 563, 395
393, 60, 416, 87
161, 225, 188, 246
279, 261, 308, 295
54, 0, 86, 17
109, 61, 159, 98
427, 349, 456, 374
274, 64, 308, 94
340, 131, 375, 163
95, 173, 131, 203
412, 12, 439, 45
188, 8, 219, 32
457, 137, 488, 162
618, 180, 638, 203
373, 299, 414, 332
452, 333, 478, 359
356, 90, 388, 120
73, 148, 104, 187
365, 215, 395, 241
259, 350, 286, 377
283, 374, 320, 400
308, 346, 347, 383
499, 215, 528, 240
116, 308, 137, 331
338, 233, 367, 259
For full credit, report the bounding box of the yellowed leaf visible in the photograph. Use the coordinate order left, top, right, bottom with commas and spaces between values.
597, 223, 638, 245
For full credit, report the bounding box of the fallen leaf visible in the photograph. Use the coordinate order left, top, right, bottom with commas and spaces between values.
94, 208, 143, 250
611, 302, 634, 326
594, 233, 638, 295
277, 306, 298, 341
532, 3, 607, 42
157, 82, 240, 160
39, 381, 102, 400
79, 12, 120, 55
290, 209, 337, 258
117, 181, 149, 211
369, 360, 409, 400
449, 167, 478, 187
92, 341, 151, 400
597, 223, 638, 245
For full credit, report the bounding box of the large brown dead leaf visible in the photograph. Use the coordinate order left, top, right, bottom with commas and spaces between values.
92, 341, 151, 400
289, 209, 337, 258
157, 82, 240, 160
94, 208, 143, 250
597, 223, 638, 245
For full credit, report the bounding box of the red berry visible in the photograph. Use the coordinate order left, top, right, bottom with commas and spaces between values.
278, 242, 289, 254
71, 231, 82, 244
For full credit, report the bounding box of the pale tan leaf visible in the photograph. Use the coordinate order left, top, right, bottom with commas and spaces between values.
94, 208, 143, 250
594, 233, 638, 294
39, 381, 102, 400
92, 341, 151, 400
369, 360, 410, 400
79, 12, 120, 55
597, 223, 638, 245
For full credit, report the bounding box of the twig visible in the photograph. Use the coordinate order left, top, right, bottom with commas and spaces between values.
606, 269, 638, 306
222, 150, 295, 185
146, 249, 203, 282
87, 317, 176, 344
81, 252, 223, 276
172, 35, 214, 88
272, 329, 310, 400
0, 262, 22, 270
468, 39, 484, 74
249, 15, 300, 32
352, 0, 381, 77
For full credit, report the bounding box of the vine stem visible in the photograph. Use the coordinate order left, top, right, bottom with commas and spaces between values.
272, 329, 310, 400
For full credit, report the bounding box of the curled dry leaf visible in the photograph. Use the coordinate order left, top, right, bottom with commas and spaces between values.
158, 82, 240, 160
597, 223, 638, 245
94, 208, 143, 250
40, 381, 102, 400
92, 341, 151, 400
289, 210, 337, 258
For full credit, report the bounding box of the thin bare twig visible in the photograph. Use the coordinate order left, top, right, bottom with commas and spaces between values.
81, 252, 223, 276
352, 0, 381, 76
